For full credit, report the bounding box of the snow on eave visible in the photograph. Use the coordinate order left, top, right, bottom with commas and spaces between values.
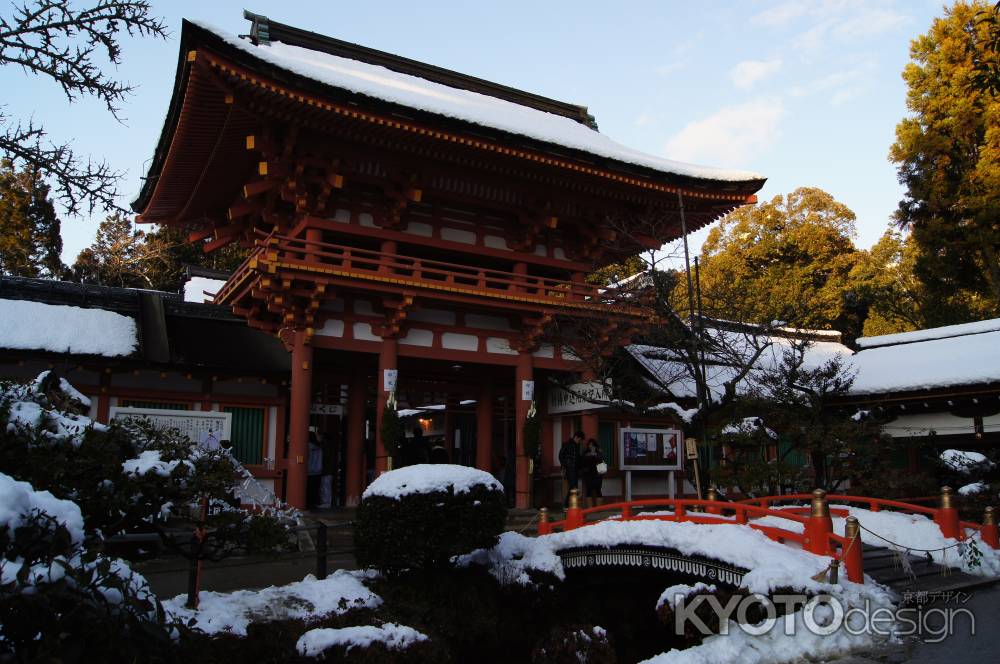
856, 317, 1000, 349
191, 21, 764, 185
0, 299, 138, 358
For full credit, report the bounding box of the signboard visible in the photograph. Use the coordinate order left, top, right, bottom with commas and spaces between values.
109, 407, 232, 449
547, 381, 611, 415
619, 427, 683, 471
310, 403, 344, 416
383, 369, 398, 391
521, 379, 535, 401
685, 437, 699, 460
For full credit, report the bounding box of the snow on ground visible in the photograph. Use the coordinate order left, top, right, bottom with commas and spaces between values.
0, 471, 84, 544
163, 570, 381, 636
754, 505, 1000, 576
456, 531, 564, 585
296, 623, 428, 657
362, 463, 502, 500
940, 449, 992, 473
0, 298, 137, 357
196, 23, 762, 184
182, 277, 226, 304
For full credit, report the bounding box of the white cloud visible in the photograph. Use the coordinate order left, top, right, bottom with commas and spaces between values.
789, 63, 875, 101
664, 98, 786, 167
752, 0, 809, 27
730, 58, 783, 90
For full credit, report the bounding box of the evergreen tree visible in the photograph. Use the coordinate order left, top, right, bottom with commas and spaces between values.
890, 1, 1000, 319
140, 226, 249, 292
684, 187, 867, 338
0, 159, 65, 278
71, 213, 147, 287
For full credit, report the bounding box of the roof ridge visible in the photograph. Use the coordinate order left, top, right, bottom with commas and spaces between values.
242, 10, 599, 129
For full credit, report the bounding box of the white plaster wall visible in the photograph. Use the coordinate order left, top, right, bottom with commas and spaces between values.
317, 319, 345, 337
442, 333, 478, 351
441, 227, 476, 244
533, 344, 555, 359
400, 328, 434, 347
405, 221, 433, 237
882, 413, 975, 437
486, 337, 517, 355
353, 323, 381, 341
484, 235, 509, 250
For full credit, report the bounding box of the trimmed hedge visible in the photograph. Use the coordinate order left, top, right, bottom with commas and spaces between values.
355, 483, 506, 573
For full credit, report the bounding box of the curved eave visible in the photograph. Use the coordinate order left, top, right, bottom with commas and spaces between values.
135, 20, 765, 218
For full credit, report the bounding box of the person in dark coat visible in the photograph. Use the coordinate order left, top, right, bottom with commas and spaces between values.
559, 431, 585, 508
429, 438, 449, 464
579, 438, 604, 508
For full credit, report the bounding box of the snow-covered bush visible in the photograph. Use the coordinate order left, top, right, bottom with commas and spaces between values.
529, 624, 615, 664
0, 472, 172, 662
0, 372, 295, 563
296, 622, 444, 662
937, 448, 999, 520
355, 464, 506, 573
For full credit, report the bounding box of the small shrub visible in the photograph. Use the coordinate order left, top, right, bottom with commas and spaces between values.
355, 469, 506, 573
530, 624, 616, 664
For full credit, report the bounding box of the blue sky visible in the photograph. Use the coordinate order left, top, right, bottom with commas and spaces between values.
1, 0, 949, 264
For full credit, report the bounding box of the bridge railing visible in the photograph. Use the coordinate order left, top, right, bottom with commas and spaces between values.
737, 487, 999, 548
539, 488, 867, 583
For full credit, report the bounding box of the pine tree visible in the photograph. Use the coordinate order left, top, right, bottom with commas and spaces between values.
0, 159, 65, 278
139, 226, 249, 292
890, 1, 1000, 319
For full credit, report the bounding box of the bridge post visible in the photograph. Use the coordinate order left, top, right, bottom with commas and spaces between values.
566, 489, 584, 530
706, 487, 721, 515
537, 507, 550, 535
805, 489, 833, 556
934, 486, 961, 540
843, 516, 864, 583
621, 504, 632, 520
982, 507, 998, 549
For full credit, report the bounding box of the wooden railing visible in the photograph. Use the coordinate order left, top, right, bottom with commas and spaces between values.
214, 231, 644, 315
538, 488, 1000, 585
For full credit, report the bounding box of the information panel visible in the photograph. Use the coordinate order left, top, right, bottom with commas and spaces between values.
619, 427, 683, 471
109, 407, 232, 449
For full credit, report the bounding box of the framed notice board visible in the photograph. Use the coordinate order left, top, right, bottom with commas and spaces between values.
619, 427, 683, 471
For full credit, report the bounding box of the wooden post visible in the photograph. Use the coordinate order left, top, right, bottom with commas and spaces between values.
844, 516, 864, 583
287, 329, 313, 509
514, 352, 534, 509
935, 486, 961, 540
805, 489, 833, 555
345, 372, 366, 506
475, 383, 493, 472
375, 337, 398, 474
982, 507, 998, 549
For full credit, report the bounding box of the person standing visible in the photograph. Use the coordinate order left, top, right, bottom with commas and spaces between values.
559, 431, 584, 509
580, 438, 605, 508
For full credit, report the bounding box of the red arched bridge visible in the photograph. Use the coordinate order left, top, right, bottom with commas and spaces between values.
537, 487, 999, 585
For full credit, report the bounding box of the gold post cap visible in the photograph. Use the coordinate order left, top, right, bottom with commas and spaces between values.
985, 506, 996, 526
941, 486, 954, 509
539, 507, 549, 523
811, 488, 829, 517
569, 488, 579, 509
845, 516, 860, 538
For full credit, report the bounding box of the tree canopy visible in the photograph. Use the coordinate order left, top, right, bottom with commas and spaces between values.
0, 159, 65, 278
890, 0, 1000, 320
684, 187, 868, 339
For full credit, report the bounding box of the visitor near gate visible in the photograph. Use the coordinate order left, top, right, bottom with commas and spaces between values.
307, 427, 323, 507
559, 431, 585, 509
580, 438, 605, 508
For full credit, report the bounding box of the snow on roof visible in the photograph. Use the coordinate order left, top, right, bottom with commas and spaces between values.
362, 463, 502, 500
856, 317, 1000, 349
183, 276, 226, 303
0, 298, 137, 357
848, 327, 1000, 395
197, 21, 762, 184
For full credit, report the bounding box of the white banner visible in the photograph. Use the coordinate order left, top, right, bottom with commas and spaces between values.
547, 381, 610, 414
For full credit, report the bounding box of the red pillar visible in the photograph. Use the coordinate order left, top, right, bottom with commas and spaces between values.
805, 489, 833, 555
935, 486, 960, 540
375, 337, 398, 474
582, 412, 599, 445
475, 383, 493, 472
345, 372, 366, 506
287, 330, 313, 509
515, 352, 534, 508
